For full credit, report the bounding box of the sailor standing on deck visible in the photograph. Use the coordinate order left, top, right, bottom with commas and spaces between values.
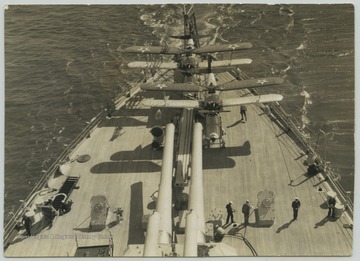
327, 196, 336, 217
225, 201, 235, 224
292, 197, 301, 220
242, 200, 253, 225
240, 105, 247, 122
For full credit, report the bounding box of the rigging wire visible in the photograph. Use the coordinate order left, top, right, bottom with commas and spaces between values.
223, 233, 258, 256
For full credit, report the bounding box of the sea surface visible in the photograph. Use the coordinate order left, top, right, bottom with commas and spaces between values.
4, 4, 354, 223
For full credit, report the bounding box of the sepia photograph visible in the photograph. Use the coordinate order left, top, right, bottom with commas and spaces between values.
3, 1, 355, 257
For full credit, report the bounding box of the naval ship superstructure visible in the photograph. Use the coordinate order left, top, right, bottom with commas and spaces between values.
3, 5, 353, 257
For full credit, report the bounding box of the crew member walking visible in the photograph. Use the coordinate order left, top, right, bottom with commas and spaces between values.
225, 201, 235, 224
327, 196, 336, 217
242, 200, 253, 225
292, 197, 301, 220
240, 105, 247, 121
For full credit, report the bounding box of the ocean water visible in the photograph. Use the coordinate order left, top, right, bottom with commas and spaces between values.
4, 4, 354, 222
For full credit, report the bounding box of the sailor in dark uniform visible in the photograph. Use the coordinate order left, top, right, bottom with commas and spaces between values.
225, 201, 235, 224
240, 105, 247, 121
292, 197, 301, 220
242, 200, 252, 225
327, 196, 336, 217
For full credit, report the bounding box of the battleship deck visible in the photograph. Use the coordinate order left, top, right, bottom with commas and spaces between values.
4, 72, 353, 257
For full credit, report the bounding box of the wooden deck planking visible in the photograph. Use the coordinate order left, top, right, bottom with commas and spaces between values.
5, 98, 163, 257
201, 89, 352, 256
5, 79, 353, 256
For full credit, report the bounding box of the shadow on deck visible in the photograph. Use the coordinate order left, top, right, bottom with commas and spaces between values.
110, 144, 162, 161
90, 161, 161, 174
203, 141, 251, 170
128, 182, 145, 245
276, 219, 295, 233
289, 172, 317, 187
7, 217, 52, 247
98, 117, 147, 128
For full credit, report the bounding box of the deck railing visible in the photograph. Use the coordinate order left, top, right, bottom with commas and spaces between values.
4, 61, 353, 247
267, 101, 354, 217
231, 69, 354, 218
3, 79, 144, 246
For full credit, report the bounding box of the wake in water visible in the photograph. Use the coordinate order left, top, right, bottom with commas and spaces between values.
300, 87, 312, 131
4, 4, 354, 223
139, 5, 184, 47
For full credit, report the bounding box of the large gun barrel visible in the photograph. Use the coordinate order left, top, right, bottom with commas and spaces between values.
143, 123, 175, 256
143, 211, 161, 256
184, 211, 198, 256
184, 122, 205, 256
156, 123, 175, 244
